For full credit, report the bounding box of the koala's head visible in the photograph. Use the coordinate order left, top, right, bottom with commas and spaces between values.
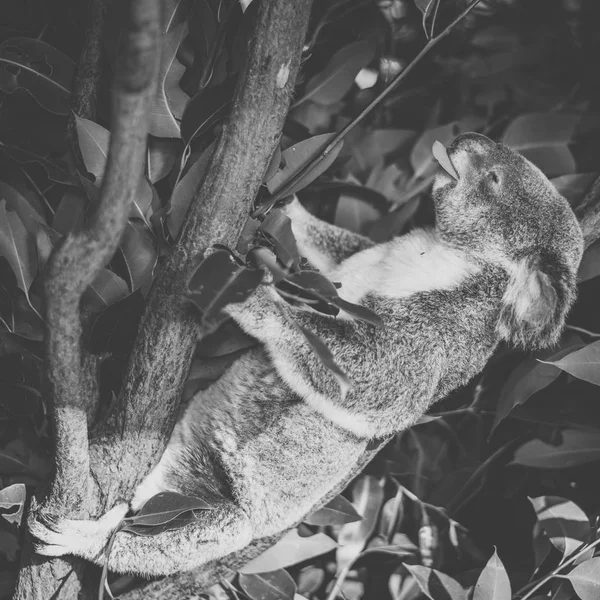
432, 132, 584, 350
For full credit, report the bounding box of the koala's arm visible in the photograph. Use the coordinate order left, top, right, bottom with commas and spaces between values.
226, 284, 440, 438
283, 197, 374, 273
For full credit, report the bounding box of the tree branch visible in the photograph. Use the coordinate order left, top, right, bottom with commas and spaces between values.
47, 0, 160, 513
65, 0, 110, 424
14, 1, 161, 598
88, 0, 314, 509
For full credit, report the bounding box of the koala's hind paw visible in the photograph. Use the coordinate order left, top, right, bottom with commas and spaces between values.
29, 503, 129, 562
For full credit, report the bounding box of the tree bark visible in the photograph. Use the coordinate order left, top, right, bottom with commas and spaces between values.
87, 0, 314, 507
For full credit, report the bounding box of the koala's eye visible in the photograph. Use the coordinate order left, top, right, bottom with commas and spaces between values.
488, 171, 500, 185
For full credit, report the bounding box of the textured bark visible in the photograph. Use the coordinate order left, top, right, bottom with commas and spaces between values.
86, 0, 314, 509
14, 1, 161, 598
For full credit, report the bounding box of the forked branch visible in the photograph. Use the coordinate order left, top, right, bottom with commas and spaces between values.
15, 1, 160, 598
44, 0, 160, 514
88, 0, 314, 508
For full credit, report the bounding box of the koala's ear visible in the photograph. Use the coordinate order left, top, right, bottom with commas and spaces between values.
497, 257, 574, 350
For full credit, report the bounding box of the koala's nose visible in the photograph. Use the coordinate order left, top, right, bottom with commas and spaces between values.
449, 132, 495, 154
445, 133, 496, 176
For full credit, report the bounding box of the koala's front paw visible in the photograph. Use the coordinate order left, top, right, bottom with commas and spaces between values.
30, 503, 129, 562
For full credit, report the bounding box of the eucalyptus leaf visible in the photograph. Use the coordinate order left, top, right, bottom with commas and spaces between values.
578, 242, 600, 283
473, 550, 511, 600
336, 476, 384, 574
180, 78, 236, 145
120, 221, 157, 293
0, 483, 26, 527
297, 40, 375, 106
239, 570, 296, 600
541, 341, 600, 386
565, 558, 600, 600
74, 115, 154, 222
75, 115, 109, 180
513, 429, 600, 469
551, 173, 598, 206
304, 494, 362, 527
0, 200, 37, 300
168, 142, 216, 238
186, 250, 263, 332
503, 113, 579, 177
267, 133, 343, 198
529, 496, 590, 558
0, 181, 45, 235
148, 137, 179, 183
405, 564, 468, 600
149, 23, 189, 138
84, 269, 129, 313
492, 334, 584, 431
239, 530, 337, 574
410, 118, 484, 181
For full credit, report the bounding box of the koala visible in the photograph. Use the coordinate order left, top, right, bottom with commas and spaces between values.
31, 133, 583, 576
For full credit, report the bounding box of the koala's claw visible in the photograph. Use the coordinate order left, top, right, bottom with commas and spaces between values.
29, 503, 129, 562
33, 541, 69, 558
29, 515, 73, 557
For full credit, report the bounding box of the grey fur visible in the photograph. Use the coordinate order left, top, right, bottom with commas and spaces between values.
30, 133, 583, 576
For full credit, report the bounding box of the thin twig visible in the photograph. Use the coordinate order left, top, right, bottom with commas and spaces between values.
253, 0, 483, 217
565, 324, 600, 338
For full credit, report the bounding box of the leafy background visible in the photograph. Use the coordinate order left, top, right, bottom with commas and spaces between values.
1, 0, 600, 599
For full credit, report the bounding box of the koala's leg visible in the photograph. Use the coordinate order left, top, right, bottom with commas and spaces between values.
30, 498, 253, 576
284, 198, 374, 274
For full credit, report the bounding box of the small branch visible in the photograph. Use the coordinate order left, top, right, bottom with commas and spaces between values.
66, 0, 110, 423
516, 537, 600, 600
89, 0, 314, 507
254, 0, 484, 216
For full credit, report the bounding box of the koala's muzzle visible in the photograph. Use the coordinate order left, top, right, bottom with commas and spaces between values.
449, 132, 496, 154
444, 132, 499, 179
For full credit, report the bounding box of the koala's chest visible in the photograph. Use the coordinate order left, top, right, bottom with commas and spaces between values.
329, 230, 480, 306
